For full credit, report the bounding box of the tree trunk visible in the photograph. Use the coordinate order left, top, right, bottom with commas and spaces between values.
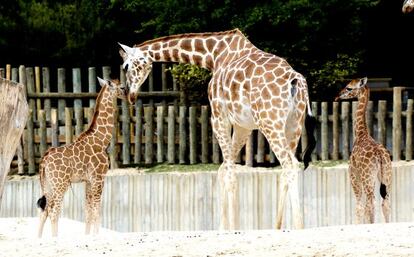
0, 78, 29, 209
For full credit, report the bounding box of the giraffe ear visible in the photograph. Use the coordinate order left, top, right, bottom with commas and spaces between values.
118, 43, 135, 56
360, 77, 368, 87
97, 77, 108, 86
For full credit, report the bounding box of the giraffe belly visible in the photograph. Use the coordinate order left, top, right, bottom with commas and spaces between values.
227, 106, 258, 130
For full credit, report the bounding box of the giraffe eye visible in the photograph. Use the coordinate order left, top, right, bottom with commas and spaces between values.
346, 88, 352, 91
124, 64, 129, 71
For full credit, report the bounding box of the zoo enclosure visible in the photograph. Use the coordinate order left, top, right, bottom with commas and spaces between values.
1, 64, 413, 175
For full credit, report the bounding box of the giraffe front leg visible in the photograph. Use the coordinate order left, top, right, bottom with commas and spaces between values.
85, 179, 104, 235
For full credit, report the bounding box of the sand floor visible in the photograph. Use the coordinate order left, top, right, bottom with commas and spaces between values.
0, 218, 413, 256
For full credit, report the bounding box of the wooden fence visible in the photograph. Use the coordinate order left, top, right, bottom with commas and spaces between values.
1, 162, 414, 231
1, 64, 414, 175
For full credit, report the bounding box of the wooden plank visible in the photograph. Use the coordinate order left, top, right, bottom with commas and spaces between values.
144, 106, 154, 164
189, 106, 197, 164
311, 102, 318, 161
392, 87, 402, 161
5, 64, 11, 79
65, 108, 73, 144
201, 106, 209, 164
11, 68, 18, 82
121, 68, 131, 165
38, 110, 47, 156
257, 131, 265, 163
134, 103, 143, 163
157, 106, 165, 163
167, 106, 176, 164
35, 67, 42, 113
42, 67, 51, 120
51, 109, 59, 147
332, 102, 339, 160
26, 67, 36, 121
321, 102, 328, 160
405, 99, 413, 160
26, 109, 35, 175
179, 106, 187, 164
102, 66, 111, 80
17, 66, 27, 175
377, 100, 387, 146
88, 67, 97, 108
72, 68, 83, 136
57, 68, 66, 120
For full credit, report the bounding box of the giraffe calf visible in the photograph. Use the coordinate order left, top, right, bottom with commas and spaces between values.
37, 78, 129, 237
336, 77, 392, 224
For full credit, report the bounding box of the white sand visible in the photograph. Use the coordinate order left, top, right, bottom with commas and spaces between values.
0, 218, 413, 256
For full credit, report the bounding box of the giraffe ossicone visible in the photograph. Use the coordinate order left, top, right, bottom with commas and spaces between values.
336, 77, 392, 224
37, 78, 129, 237
120, 29, 317, 230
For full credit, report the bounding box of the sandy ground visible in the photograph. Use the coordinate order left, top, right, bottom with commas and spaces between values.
0, 218, 413, 257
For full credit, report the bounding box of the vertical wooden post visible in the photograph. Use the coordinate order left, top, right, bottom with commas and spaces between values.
51, 109, 59, 147
57, 68, 66, 121
17, 66, 27, 175
35, 67, 42, 114
65, 108, 73, 144
245, 133, 254, 167
88, 67, 97, 108
42, 67, 51, 120
102, 66, 111, 80
377, 100, 387, 146
189, 106, 197, 164
5, 64, 11, 79
179, 106, 187, 164
405, 99, 413, 160
257, 131, 265, 164
11, 68, 18, 82
321, 102, 328, 161
311, 102, 318, 161
167, 106, 176, 164
144, 106, 154, 164
392, 87, 402, 161
332, 102, 339, 160
26, 109, 35, 175
134, 104, 143, 164
26, 67, 36, 121
38, 110, 47, 157
148, 70, 154, 106
161, 63, 167, 107
341, 102, 350, 160
157, 106, 165, 163
201, 106, 209, 164
121, 67, 131, 165
73, 68, 83, 136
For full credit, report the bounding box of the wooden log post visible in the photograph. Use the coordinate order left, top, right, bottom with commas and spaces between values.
26, 67, 36, 121
311, 102, 318, 161
377, 100, 387, 146
26, 109, 35, 175
392, 87, 403, 161
73, 68, 83, 136
156, 106, 165, 163
144, 106, 154, 164
5, 64, 11, 79
11, 68, 18, 82
332, 102, 339, 160
35, 67, 42, 115
65, 108, 73, 145
341, 102, 350, 160
201, 106, 209, 164
38, 110, 47, 156
17, 66, 27, 175
167, 106, 176, 164
121, 67, 131, 165
88, 67, 97, 108
57, 68, 67, 120
189, 106, 197, 164
134, 103, 143, 164
42, 68, 51, 121
321, 102, 328, 161
0, 79, 29, 206
257, 131, 265, 164
179, 106, 187, 164
405, 99, 413, 160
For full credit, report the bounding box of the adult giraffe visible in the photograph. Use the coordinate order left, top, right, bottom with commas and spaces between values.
119, 29, 316, 230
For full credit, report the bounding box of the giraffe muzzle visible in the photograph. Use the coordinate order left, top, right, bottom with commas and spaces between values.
128, 92, 137, 105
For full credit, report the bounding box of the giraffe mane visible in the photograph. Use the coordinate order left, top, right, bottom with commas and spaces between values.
75, 84, 109, 141
134, 28, 243, 48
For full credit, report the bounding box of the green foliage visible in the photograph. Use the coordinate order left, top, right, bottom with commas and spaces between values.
167, 64, 211, 104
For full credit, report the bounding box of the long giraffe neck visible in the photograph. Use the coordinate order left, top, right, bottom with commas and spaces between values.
354, 87, 370, 139
136, 29, 257, 70
77, 85, 115, 147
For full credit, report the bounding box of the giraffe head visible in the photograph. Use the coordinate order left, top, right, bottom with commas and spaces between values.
335, 77, 368, 101
403, 0, 414, 13
97, 77, 128, 100
118, 43, 153, 104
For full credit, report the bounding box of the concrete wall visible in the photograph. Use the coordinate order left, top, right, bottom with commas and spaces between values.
1, 162, 413, 232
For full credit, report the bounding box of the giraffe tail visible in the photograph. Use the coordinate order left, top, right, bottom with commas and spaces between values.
298, 77, 316, 169
37, 157, 47, 211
